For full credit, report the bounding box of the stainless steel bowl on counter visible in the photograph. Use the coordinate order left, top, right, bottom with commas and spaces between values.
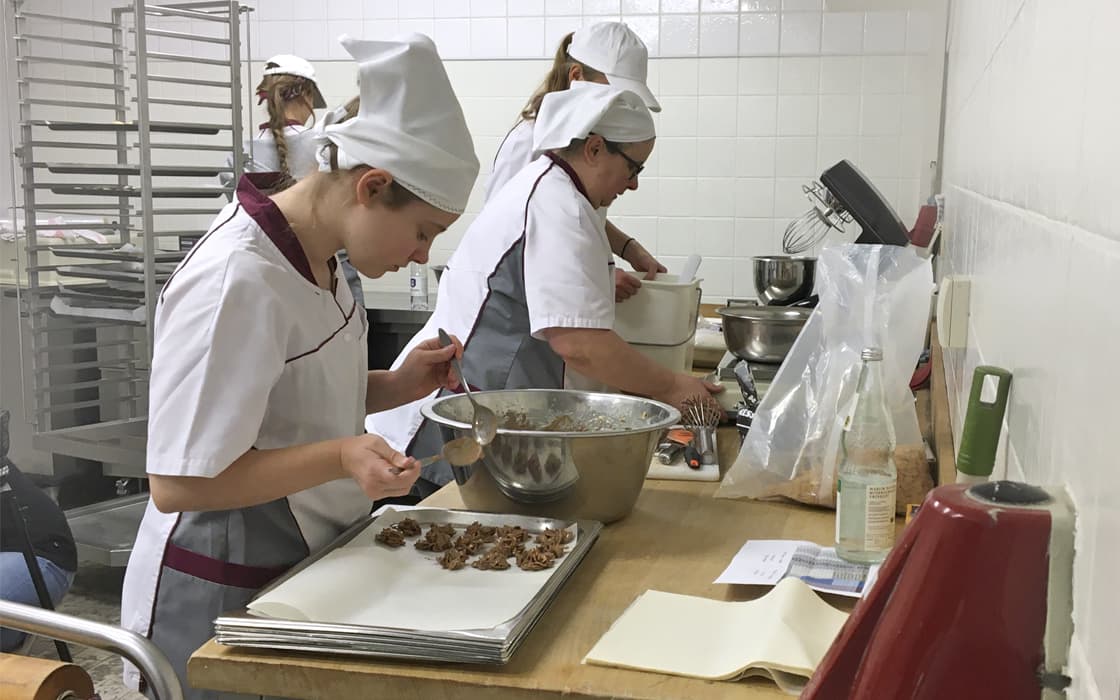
420, 390, 679, 523
716, 305, 812, 363
753, 256, 816, 305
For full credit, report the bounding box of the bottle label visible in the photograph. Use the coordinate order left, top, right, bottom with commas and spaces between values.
863, 482, 896, 550
841, 393, 859, 432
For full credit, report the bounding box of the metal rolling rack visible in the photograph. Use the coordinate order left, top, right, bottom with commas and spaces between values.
12, 0, 248, 563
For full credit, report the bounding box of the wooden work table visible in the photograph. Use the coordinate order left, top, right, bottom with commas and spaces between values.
189, 325, 953, 699
188, 429, 861, 700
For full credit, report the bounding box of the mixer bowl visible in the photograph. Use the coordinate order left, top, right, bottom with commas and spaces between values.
716, 305, 812, 363
420, 390, 680, 523
753, 256, 816, 306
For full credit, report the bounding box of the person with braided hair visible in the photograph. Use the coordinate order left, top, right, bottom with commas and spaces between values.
227, 55, 366, 306
243, 54, 325, 184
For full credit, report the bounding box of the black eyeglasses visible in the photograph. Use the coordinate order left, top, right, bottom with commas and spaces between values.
602, 139, 645, 179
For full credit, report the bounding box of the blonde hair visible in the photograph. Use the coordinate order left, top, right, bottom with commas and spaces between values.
520, 32, 605, 121
256, 70, 316, 191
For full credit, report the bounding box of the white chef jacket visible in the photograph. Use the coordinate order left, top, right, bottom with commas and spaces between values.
221, 118, 320, 188
368, 153, 615, 485
487, 118, 611, 230
120, 173, 371, 694
485, 119, 534, 203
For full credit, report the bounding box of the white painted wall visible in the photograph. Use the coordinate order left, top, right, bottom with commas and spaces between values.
940, 1, 1118, 698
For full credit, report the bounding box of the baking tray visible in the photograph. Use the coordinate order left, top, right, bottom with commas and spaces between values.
49, 184, 226, 199
44, 162, 226, 178
38, 120, 223, 135
65, 494, 150, 568
56, 263, 173, 284
50, 245, 186, 264
214, 508, 603, 664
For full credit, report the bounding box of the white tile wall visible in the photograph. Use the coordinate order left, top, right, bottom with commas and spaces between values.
941, 1, 1118, 699
0, 0, 943, 313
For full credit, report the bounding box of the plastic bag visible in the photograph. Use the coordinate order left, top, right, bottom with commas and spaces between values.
715, 244, 934, 512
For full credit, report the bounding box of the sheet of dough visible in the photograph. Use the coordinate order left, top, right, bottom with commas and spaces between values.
583, 578, 847, 693
247, 509, 571, 632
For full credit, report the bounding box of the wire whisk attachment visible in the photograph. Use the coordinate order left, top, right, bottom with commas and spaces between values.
682, 395, 721, 466
781, 181, 853, 255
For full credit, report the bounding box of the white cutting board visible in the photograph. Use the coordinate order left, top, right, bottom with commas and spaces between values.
583, 577, 848, 695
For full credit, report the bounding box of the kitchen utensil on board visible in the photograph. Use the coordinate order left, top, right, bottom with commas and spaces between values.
655, 428, 694, 465
955, 366, 1013, 485
803, 481, 1075, 700
782, 160, 912, 254
682, 395, 720, 466
416, 436, 484, 468
438, 328, 498, 446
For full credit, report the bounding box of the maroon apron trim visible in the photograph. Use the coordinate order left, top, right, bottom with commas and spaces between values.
163, 542, 292, 590
544, 151, 591, 203
236, 173, 318, 286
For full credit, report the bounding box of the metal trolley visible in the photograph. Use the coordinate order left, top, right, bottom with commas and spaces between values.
9, 0, 250, 563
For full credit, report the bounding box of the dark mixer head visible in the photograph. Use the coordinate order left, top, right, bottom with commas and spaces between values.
820, 160, 911, 247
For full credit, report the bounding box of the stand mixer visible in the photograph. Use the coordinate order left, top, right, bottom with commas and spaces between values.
715, 160, 913, 438
782, 159, 913, 254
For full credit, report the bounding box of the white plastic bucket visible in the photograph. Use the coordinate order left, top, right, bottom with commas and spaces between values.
613, 273, 702, 347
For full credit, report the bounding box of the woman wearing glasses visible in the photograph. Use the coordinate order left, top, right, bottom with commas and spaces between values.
369, 82, 720, 497
487, 22, 666, 302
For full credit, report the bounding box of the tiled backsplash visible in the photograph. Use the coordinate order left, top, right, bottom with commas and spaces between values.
1, 1, 947, 304
941, 1, 1118, 698
236, 0, 946, 300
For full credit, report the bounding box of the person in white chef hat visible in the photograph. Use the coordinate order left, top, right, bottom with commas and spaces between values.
120, 34, 478, 699
487, 22, 666, 302
245, 54, 327, 185
369, 81, 721, 498
219, 54, 366, 307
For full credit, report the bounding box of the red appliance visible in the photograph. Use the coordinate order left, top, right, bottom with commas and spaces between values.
803, 481, 1075, 700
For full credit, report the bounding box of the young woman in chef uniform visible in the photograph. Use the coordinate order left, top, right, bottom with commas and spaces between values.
120, 34, 479, 699
370, 82, 721, 497
488, 22, 664, 302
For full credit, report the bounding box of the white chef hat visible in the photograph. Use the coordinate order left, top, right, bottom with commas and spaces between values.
261, 54, 326, 108
531, 81, 656, 159
568, 22, 660, 112
315, 34, 480, 215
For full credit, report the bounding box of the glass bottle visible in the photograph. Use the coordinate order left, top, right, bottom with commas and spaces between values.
409, 262, 429, 310
835, 346, 898, 564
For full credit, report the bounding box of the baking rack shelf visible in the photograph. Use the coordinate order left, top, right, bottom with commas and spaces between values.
12, 0, 250, 564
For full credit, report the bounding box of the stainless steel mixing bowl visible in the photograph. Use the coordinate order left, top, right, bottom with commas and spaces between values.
753, 255, 816, 305
716, 305, 812, 363
420, 390, 680, 523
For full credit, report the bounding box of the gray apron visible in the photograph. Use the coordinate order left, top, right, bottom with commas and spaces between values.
410, 238, 565, 497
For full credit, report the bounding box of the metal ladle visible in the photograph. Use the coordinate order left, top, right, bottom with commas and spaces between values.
438, 328, 498, 446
